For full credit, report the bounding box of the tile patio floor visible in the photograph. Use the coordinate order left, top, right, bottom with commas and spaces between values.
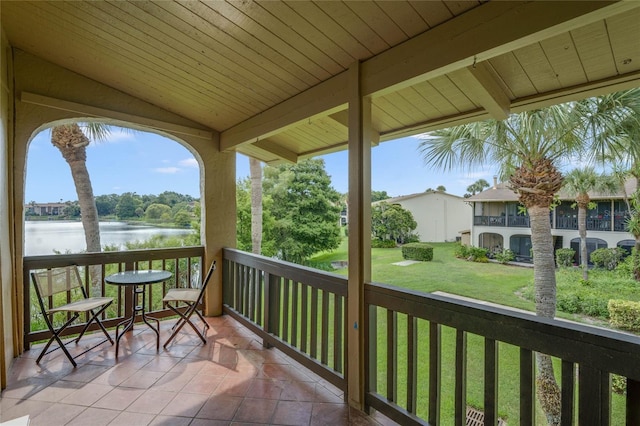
1, 315, 395, 426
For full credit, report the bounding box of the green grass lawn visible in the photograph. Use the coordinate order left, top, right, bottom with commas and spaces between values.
310, 240, 629, 424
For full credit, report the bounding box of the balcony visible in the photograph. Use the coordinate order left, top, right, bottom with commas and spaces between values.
6, 247, 640, 425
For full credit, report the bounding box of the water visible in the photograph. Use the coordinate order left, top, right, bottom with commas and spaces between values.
24, 221, 194, 256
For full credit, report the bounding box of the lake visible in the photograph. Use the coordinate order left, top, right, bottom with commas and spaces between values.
24, 221, 194, 256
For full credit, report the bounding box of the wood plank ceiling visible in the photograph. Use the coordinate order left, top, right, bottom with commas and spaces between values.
2, 1, 640, 164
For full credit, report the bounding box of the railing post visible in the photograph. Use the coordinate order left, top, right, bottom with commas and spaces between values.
579, 365, 610, 425
263, 271, 279, 348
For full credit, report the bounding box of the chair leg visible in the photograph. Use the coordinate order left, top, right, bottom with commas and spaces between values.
74, 303, 114, 345
163, 303, 207, 347
37, 314, 80, 367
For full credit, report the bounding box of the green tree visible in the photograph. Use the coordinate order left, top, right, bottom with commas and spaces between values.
436, 185, 446, 192
62, 201, 81, 218
418, 92, 639, 424
371, 190, 390, 202
173, 210, 192, 228
562, 168, 618, 280
115, 192, 142, 218
145, 203, 172, 220
466, 178, 490, 197
372, 202, 417, 243
263, 159, 341, 263
95, 194, 119, 216
250, 158, 263, 255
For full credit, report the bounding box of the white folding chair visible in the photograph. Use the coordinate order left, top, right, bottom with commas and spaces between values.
31, 265, 113, 367
163, 261, 216, 347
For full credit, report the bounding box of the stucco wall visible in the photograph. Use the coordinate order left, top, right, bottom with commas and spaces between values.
393, 193, 471, 243
1, 29, 15, 389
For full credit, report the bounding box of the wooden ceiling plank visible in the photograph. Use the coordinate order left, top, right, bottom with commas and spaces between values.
606, 10, 640, 74
285, 1, 370, 60
361, 1, 637, 97
314, 1, 388, 55
7, 3, 227, 125
201, 0, 321, 88
220, 71, 349, 151
149, 1, 303, 98
572, 20, 619, 81
226, 1, 334, 81
411, 80, 458, 116
408, 1, 453, 28
449, 63, 511, 120
244, 1, 344, 76
107, 1, 288, 107
344, 2, 407, 47
423, 76, 473, 115
487, 53, 535, 99
375, 1, 428, 38
71, 1, 264, 117
513, 43, 563, 93
539, 32, 588, 88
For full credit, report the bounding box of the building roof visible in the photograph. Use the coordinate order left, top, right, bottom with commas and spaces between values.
380, 190, 465, 205
3, 2, 640, 164
468, 179, 639, 203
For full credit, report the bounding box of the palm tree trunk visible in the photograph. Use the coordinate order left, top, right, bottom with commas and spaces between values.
577, 204, 588, 281
249, 158, 262, 255
529, 205, 561, 426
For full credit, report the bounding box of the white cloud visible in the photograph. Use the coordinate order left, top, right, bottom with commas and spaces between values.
154, 167, 180, 174
178, 158, 198, 168
104, 128, 136, 144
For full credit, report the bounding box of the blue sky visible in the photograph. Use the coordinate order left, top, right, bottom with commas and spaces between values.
25, 127, 496, 203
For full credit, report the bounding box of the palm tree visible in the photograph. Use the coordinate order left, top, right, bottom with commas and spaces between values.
418, 93, 638, 424
562, 167, 618, 280
249, 158, 263, 254
51, 123, 111, 253
466, 178, 490, 196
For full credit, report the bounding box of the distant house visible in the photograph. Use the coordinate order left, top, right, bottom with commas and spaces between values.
467, 180, 637, 263
24, 202, 67, 216
378, 191, 471, 243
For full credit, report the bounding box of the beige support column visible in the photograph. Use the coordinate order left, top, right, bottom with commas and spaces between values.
197, 133, 236, 317
347, 61, 372, 409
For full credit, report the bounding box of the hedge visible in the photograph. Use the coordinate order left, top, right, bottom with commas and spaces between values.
608, 299, 640, 331
402, 243, 433, 261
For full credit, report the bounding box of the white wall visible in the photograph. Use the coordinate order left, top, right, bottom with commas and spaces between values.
393, 193, 471, 242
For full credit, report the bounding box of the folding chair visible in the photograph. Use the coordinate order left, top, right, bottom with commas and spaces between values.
31, 265, 114, 367
163, 261, 216, 348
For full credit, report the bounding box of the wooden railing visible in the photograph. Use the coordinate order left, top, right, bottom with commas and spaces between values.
23, 246, 205, 350
365, 282, 640, 426
222, 248, 347, 391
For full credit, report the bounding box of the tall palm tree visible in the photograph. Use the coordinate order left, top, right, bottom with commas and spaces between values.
418, 92, 638, 424
51, 123, 110, 253
562, 167, 618, 280
249, 157, 263, 255
466, 178, 490, 196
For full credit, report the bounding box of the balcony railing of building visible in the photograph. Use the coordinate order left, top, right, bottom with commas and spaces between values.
222, 249, 640, 425
22, 247, 640, 425
22, 246, 204, 350
222, 248, 347, 392
478, 215, 625, 232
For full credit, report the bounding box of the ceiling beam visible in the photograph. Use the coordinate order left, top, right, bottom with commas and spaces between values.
20, 92, 214, 140
220, 0, 634, 152
252, 140, 298, 164
449, 63, 511, 120
328, 110, 380, 146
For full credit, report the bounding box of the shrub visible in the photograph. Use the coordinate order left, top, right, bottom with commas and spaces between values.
402, 243, 434, 261
612, 374, 627, 395
608, 299, 640, 331
590, 247, 625, 270
494, 249, 515, 264
372, 239, 397, 248
453, 243, 469, 259
467, 246, 488, 262
555, 248, 575, 267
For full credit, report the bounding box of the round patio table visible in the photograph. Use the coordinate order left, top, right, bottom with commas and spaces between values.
105, 269, 172, 357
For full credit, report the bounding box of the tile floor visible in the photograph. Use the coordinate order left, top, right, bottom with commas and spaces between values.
1, 315, 395, 426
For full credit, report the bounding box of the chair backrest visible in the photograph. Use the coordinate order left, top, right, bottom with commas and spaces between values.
196, 261, 216, 301
31, 265, 84, 299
